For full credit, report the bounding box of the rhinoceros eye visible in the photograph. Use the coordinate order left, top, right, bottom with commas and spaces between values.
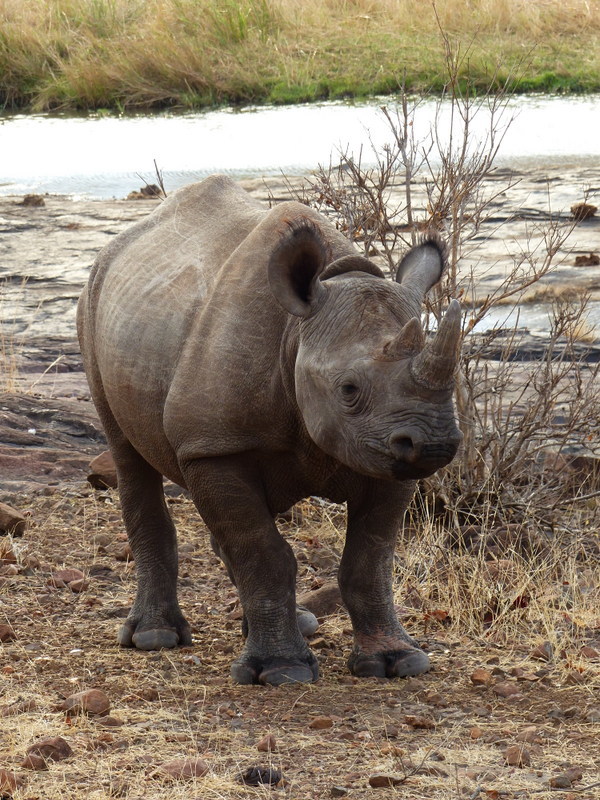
340, 382, 359, 401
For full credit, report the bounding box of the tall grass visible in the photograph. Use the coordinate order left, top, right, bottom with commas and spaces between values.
1, 0, 600, 111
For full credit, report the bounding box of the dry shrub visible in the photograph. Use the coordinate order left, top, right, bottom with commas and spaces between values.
287, 34, 600, 642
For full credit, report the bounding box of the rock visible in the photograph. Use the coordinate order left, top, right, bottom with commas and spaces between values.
1, 699, 37, 717
257, 734, 277, 752
239, 767, 283, 786
21, 194, 45, 207
67, 578, 90, 593
297, 581, 344, 617
580, 645, 599, 658
571, 202, 597, 221
0, 503, 26, 536
62, 688, 110, 716
0, 768, 23, 794
470, 726, 483, 739
21, 753, 48, 770
549, 774, 572, 789
575, 252, 600, 266
403, 714, 435, 729
530, 641, 553, 661
88, 451, 118, 489
152, 757, 209, 781
127, 184, 163, 201
492, 682, 521, 698
470, 667, 493, 686
368, 773, 402, 788
25, 736, 72, 767
515, 726, 540, 743
48, 568, 86, 588
114, 544, 134, 562
504, 745, 531, 767
308, 716, 334, 730
330, 787, 349, 797
0, 623, 16, 642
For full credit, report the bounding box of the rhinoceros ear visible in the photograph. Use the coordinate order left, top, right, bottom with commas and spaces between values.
395, 235, 448, 298
268, 220, 329, 317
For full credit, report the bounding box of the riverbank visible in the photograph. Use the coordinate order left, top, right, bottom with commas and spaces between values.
1, 163, 599, 497
2, 0, 600, 111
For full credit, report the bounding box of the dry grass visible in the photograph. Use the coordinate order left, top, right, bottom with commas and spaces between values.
1, 0, 600, 110
1, 492, 599, 798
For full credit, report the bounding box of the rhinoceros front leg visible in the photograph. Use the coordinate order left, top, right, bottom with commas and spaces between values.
114, 451, 192, 650
183, 458, 318, 686
339, 480, 430, 679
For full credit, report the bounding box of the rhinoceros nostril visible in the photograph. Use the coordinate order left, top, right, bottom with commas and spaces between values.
389, 434, 420, 463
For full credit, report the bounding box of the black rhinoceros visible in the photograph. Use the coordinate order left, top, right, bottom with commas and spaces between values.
78, 175, 462, 685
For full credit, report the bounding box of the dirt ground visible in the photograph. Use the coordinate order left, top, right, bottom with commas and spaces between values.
1, 167, 600, 798
1, 492, 599, 799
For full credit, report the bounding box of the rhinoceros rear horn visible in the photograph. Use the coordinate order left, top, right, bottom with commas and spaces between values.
268, 219, 330, 317
382, 317, 425, 360
410, 299, 462, 390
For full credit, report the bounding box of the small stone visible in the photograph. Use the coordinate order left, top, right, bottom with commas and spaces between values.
470, 726, 483, 739
153, 757, 209, 781
0, 502, 27, 536
331, 787, 349, 797
549, 774, 572, 789
21, 753, 47, 770
21, 193, 45, 207
297, 581, 344, 617
98, 716, 124, 727
0, 624, 16, 642
0, 768, 23, 794
62, 688, 110, 717
515, 726, 539, 743
239, 767, 283, 786
530, 641, 553, 661
257, 734, 277, 752
25, 736, 72, 765
403, 714, 435, 729
88, 451, 118, 489
48, 568, 85, 588
493, 681, 521, 698
580, 645, 599, 659
585, 707, 600, 723
114, 544, 134, 562
470, 667, 493, 686
309, 716, 334, 730
68, 578, 90, 593
1, 699, 37, 717
504, 745, 531, 767
368, 773, 402, 788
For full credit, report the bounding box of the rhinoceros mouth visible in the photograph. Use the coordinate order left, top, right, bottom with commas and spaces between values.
390, 445, 458, 480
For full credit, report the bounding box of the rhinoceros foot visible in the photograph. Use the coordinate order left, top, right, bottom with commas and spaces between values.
118, 615, 192, 651
231, 653, 319, 686
348, 646, 430, 679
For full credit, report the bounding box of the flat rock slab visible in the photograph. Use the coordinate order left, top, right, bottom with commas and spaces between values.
0, 392, 105, 499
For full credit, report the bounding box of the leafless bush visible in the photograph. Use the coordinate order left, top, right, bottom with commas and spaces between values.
287, 42, 600, 545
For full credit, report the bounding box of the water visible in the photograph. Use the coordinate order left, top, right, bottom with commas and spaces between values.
1, 94, 599, 199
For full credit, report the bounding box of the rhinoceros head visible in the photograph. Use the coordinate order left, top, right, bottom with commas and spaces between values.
268, 220, 462, 481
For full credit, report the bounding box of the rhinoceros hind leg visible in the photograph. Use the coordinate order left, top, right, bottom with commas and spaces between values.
348, 646, 430, 678
231, 653, 319, 686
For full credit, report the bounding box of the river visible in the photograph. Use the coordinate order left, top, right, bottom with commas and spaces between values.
1, 94, 599, 198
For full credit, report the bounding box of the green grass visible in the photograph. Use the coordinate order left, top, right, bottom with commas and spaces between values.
1, 0, 600, 112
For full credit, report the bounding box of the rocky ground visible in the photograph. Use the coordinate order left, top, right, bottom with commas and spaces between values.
1, 167, 600, 798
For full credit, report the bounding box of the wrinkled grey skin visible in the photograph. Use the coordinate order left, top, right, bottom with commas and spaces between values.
78, 175, 462, 686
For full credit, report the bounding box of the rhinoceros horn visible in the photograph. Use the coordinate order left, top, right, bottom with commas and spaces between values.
410, 299, 462, 390
382, 317, 426, 360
